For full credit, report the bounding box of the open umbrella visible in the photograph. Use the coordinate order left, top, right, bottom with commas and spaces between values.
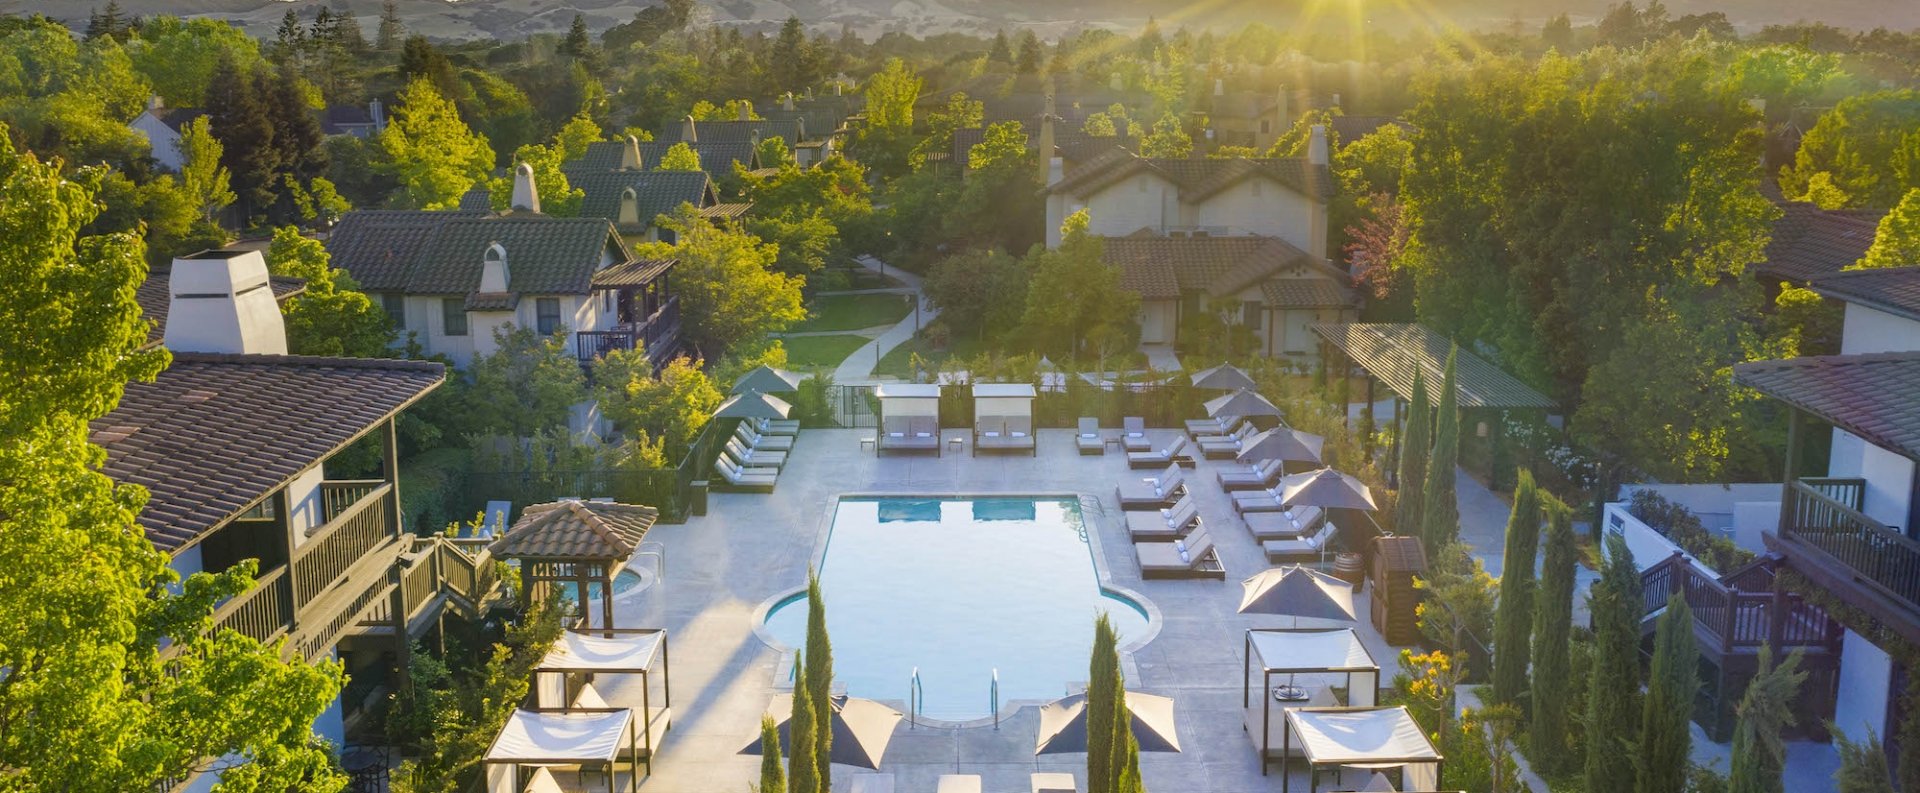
712, 391, 793, 421
731, 365, 805, 395
1034, 691, 1181, 755
1189, 363, 1256, 392
1204, 388, 1282, 420
743, 694, 903, 769
1236, 428, 1326, 466
1238, 565, 1358, 699
1278, 468, 1377, 512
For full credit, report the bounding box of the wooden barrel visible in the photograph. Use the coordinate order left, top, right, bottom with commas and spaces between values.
1333, 552, 1365, 591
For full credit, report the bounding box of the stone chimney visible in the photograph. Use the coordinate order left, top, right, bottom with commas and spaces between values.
480, 243, 510, 293
618, 187, 640, 227
164, 250, 288, 355
369, 97, 386, 132
509, 162, 540, 213
682, 115, 699, 143
620, 135, 643, 170
783, 92, 797, 111
1307, 124, 1329, 166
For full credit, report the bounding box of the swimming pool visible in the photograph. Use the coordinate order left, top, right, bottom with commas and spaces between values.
556, 569, 647, 602
760, 496, 1153, 722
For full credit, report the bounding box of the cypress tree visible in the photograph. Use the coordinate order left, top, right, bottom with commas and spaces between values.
1831, 726, 1896, 793
804, 570, 834, 793
1528, 501, 1578, 774
1489, 468, 1542, 705
1728, 646, 1807, 793
376, 0, 405, 52
1394, 369, 1431, 538
788, 655, 819, 793
1421, 345, 1461, 550
1585, 533, 1643, 792
759, 714, 786, 793
1637, 593, 1697, 793
988, 31, 1013, 64
1086, 614, 1120, 793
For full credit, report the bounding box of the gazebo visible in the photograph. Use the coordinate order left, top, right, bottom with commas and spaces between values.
972, 383, 1037, 456
1279, 706, 1444, 793
489, 500, 658, 629
874, 383, 942, 455
484, 707, 640, 793
534, 629, 673, 775
1242, 628, 1381, 775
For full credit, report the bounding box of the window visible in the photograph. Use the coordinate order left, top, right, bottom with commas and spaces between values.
1243, 301, 1263, 330
442, 298, 468, 336
536, 298, 563, 335
381, 293, 405, 329
604, 291, 615, 313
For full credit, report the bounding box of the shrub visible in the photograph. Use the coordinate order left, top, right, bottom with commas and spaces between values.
1627, 489, 1755, 572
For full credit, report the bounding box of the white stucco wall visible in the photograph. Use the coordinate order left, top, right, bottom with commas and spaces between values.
130, 112, 184, 172
1080, 173, 1180, 239
1827, 430, 1916, 531
284, 465, 326, 545
1189, 179, 1318, 249
1834, 630, 1893, 745
1140, 300, 1175, 344
1839, 303, 1920, 355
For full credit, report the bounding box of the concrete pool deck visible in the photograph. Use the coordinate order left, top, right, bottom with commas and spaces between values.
581, 427, 1419, 793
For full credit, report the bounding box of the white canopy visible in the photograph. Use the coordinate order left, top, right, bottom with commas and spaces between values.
486, 709, 632, 764
1282, 707, 1442, 793
874, 384, 940, 399
523, 768, 566, 793
1248, 629, 1376, 673
540, 631, 664, 673
972, 383, 1037, 398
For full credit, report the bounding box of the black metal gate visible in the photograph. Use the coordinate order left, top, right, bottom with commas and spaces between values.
832, 385, 879, 428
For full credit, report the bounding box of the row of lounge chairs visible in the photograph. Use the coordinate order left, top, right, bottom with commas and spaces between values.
1233, 486, 1340, 562
1115, 463, 1225, 579
879, 415, 941, 455
714, 419, 797, 492
973, 416, 1035, 456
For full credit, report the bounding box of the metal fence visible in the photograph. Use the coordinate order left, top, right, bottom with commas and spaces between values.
461, 423, 719, 524
822, 382, 1205, 430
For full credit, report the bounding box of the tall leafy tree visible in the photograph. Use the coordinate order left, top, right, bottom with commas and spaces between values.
804, 570, 833, 793
1637, 593, 1697, 793
1488, 469, 1541, 705
1728, 646, 1807, 793
863, 58, 920, 133
771, 17, 819, 92
1855, 188, 1920, 269
788, 659, 819, 793
264, 227, 393, 357
467, 325, 588, 437
1086, 614, 1122, 793
1394, 370, 1431, 538
381, 76, 494, 210
598, 354, 719, 455
759, 714, 786, 793
376, 0, 405, 51
176, 115, 234, 224
634, 207, 805, 356
1527, 500, 1578, 774
1014, 30, 1043, 75
1421, 345, 1460, 550
910, 91, 982, 171
1139, 113, 1191, 158
1021, 211, 1140, 360
656, 142, 702, 172
1585, 533, 1643, 793
1780, 90, 1920, 210
130, 16, 264, 108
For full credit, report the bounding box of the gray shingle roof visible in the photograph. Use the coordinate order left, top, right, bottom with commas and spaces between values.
1310, 322, 1556, 410
137, 267, 306, 348
633, 141, 758, 176
489, 500, 658, 560
569, 140, 639, 173
950, 126, 1134, 170
325, 210, 490, 292
655, 119, 802, 146
1050, 153, 1333, 202
1262, 278, 1355, 308
407, 217, 627, 296
1103, 235, 1330, 300
94, 353, 445, 552
569, 170, 712, 232
1736, 352, 1920, 460
1808, 266, 1920, 322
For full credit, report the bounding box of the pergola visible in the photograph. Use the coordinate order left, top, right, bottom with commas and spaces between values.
489, 500, 657, 630
534, 629, 673, 776
1242, 628, 1382, 775
1280, 706, 1443, 793
484, 708, 639, 793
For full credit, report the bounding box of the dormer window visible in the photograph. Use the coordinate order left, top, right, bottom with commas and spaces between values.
481, 243, 510, 293
618, 187, 640, 227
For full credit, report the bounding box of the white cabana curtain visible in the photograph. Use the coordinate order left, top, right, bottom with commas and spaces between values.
1248, 629, 1379, 707
972, 383, 1036, 421
484, 709, 632, 793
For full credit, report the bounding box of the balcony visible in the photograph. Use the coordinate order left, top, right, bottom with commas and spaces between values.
576, 296, 682, 365
356, 535, 506, 637
1778, 478, 1920, 622
1638, 551, 1841, 657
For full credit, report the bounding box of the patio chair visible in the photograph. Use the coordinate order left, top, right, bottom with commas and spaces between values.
724, 437, 787, 468
1125, 494, 1201, 542
877, 415, 909, 452
1243, 505, 1324, 542
756, 416, 801, 436
1197, 423, 1256, 459
1006, 415, 1035, 456
1217, 459, 1282, 491
1136, 528, 1225, 579
974, 416, 1010, 456
735, 421, 795, 451
1116, 464, 1186, 510
1185, 413, 1240, 436
1122, 416, 1152, 452
1127, 435, 1195, 470
1263, 521, 1338, 564
1075, 417, 1104, 455
714, 456, 777, 492
1231, 485, 1301, 514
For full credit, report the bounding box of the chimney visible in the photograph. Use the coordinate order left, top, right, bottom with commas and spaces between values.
480, 243, 510, 293
620, 135, 643, 170
618, 187, 640, 227
1276, 85, 1290, 125
1307, 124, 1329, 166
737, 102, 751, 122
806, 86, 815, 100
834, 83, 842, 97
783, 92, 797, 111
369, 97, 386, 132
682, 115, 698, 143
509, 162, 540, 213
147, 94, 164, 112
164, 250, 288, 355
1214, 78, 1225, 97
1331, 92, 1342, 108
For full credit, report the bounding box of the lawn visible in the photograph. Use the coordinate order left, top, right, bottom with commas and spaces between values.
782, 334, 871, 371
787, 293, 914, 334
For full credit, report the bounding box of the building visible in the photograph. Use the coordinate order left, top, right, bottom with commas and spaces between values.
1203, 82, 1290, 151
325, 167, 682, 368
128, 96, 204, 173
1104, 235, 1356, 358
317, 98, 387, 139
655, 115, 806, 148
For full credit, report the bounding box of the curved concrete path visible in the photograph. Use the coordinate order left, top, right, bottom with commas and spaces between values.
832, 255, 935, 384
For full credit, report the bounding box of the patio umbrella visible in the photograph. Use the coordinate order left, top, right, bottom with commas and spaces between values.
1204, 388, 1282, 420
731, 365, 805, 395
1034, 691, 1182, 755
712, 391, 793, 421
743, 694, 903, 769
1236, 427, 1326, 466
1278, 468, 1378, 512
1237, 565, 1357, 620
1189, 363, 1256, 391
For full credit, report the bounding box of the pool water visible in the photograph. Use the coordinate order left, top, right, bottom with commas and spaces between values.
763, 497, 1151, 721
556, 569, 646, 602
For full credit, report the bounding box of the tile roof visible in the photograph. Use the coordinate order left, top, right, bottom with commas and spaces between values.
1207, 91, 1282, 120
1735, 352, 1920, 460
701, 202, 752, 220
1050, 154, 1333, 202
457, 187, 493, 211
465, 291, 518, 311
1756, 200, 1882, 282
1310, 322, 1556, 410
148, 106, 206, 134
94, 353, 445, 552
592, 258, 675, 288
1102, 235, 1326, 300
570, 140, 643, 173
631, 141, 758, 176
325, 210, 490, 292
569, 170, 713, 232
655, 119, 802, 146
1262, 278, 1355, 308
407, 217, 627, 296
1807, 266, 1920, 322
137, 266, 306, 348
489, 500, 658, 560
950, 126, 1134, 170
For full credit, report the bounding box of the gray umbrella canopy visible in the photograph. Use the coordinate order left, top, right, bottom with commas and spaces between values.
713, 391, 793, 420
1190, 363, 1256, 391
744, 694, 903, 769
731, 365, 806, 395
1035, 691, 1181, 755
1278, 467, 1377, 512
1236, 428, 1326, 465
1237, 565, 1358, 619
1204, 388, 1282, 419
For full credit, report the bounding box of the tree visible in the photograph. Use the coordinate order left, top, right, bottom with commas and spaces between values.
269, 9, 305, 68
176, 116, 234, 224
1421, 345, 1460, 550
1395, 370, 1431, 539
656, 141, 702, 171
804, 569, 833, 793
1014, 30, 1043, 75
376, 0, 404, 51
910, 92, 982, 170
924, 250, 1028, 341
1586, 533, 1643, 792
1831, 726, 1896, 793
599, 355, 719, 454
381, 77, 494, 210
1527, 501, 1578, 775
86, 1, 132, 42
262, 63, 329, 219
1021, 211, 1140, 359
1780, 90, 1920, 210
1086, 613, 1124, 793
788, 657, 819, 793
1083, 113, 1117, 137
1542, 13, 1574, 50
1488, 469, 1541, 706
265, 227, 393, 357
1637, 593, 1697, 793
130, 16, 264, 108
1728, 646, 1807, 793
987, 31, 1013, 64
561, 14, 592, 59
758, 136, 795, 169
1856, 188, 1920, 269
771, 17, 818, 92
864, 58, 920, 133
203, 53, 279, 220
759, 714, 786, 793
1139, 113, 1191, 158
468, 325, 588, 437
634, 207, 805, 356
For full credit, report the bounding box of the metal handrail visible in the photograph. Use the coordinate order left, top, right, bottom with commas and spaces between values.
990, 669, 1000, 730
909, 668, 924, 728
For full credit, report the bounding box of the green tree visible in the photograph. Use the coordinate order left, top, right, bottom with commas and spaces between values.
177, 115, 234, 224
1528, 501, 1578, 774
1855, 188, 1920, 269
1083, 112, 1117, 137
600, 355, 719, 454
656, 141, 702, 171
758, 136, 795, 169
1780, 90, 1920, 210
1728, 647, 1807, 793
381, 76, 494, 210
863, 58, 920, 133
560, 14, 592, 59
1415, 542, 1498, 663
203, 53, 280, 220
635, 207, 805, 356
1421, 345, 1460, 550
771, 17, 818, 92
804, 569, 833, 793
1831, 726, 1896, 793
1637, 593, 1698, 793
375, 0, 404, 51
1014, 30, 1043, 75
1488, 469, 1541, 706
130, 16, 264, 108
924, 250, 1028, 341
1021, 211, 1140, 359
264, 226, 393, 357
1395, 370, 1431, 539
759, 714, 786, 793
1798, 171, 1851, 210
1086, 614, 1124, 793
489, 144, 583, 217
910, 91, 982, 170
788, 657, 820, 793
987, 31, 1012, 64
1139, 113, 1191, 158
468, 325, 588, 436
1586, 533, 1643, 792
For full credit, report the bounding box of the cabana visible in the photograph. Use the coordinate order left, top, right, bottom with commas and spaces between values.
972, 383, 1037, 456
1279, 706, 1443, 793
484, 708, 640, 793
534, 629, 672, 775
490, 501, 657, 630
1243, 628, 1380, 775
875, 383, 941, 455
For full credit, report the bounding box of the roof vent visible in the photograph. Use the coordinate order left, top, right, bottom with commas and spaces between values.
481, 242, 510, 293
510, 162, 540, 213
163, 249, 288, 355
621, 135, 643, 170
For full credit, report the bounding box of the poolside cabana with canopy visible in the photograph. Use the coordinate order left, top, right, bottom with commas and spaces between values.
534, 629, 673, 774
484, 707, 640, 793
1243, 628, 1381, 775
1279, 706, 1443, 793
874, 383, 942, 455
489, 501, 657, 630
972, 383, 1037, 456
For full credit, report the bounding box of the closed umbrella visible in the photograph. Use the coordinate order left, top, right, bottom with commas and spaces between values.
1279, 468, 1377, 512
1236, 428, 1326, 466
1204, 388, 1282, 420
712, 391, 793, 421
731, 365, 805, 395
1238, 565, 1358, 699
1034, 691, 1181, 755
743, 694, 903, 769
1190, 363, 1256, 391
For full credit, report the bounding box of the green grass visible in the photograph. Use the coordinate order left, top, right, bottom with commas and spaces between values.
874, 335, 992, 379
788, 293, 914, 333
782, 334, 871, 370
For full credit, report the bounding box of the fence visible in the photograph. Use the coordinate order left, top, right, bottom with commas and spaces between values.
461, 422, 719, 525
823, 382, 1207, 430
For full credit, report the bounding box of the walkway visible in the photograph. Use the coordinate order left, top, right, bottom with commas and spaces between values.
833, 255, 936, 384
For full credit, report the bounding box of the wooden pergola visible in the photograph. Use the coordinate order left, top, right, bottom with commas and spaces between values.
488, 501, 658, 630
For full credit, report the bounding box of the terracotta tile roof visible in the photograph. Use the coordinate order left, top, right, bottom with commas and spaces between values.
1807, 266, 1920, 322
1310, 322, 1556, 410
489, 500, 658, 560
1103, 235, 1328, 300
1736, 352, 1920, 460
325, 210, 490, 292
1049, 153, 1333, 202
569, 170, 713, 232
592, 258, 676, 288
1262, 278, 1355, 308
137, 266, 306, 348
1756, 200, 1882, 282
94, 353, 446, 552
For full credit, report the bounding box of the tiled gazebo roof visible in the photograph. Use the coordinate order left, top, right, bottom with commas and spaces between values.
489, 500, 658, 560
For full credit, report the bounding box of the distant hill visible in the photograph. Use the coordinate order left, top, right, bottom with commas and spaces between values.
5, 0, 1914, 43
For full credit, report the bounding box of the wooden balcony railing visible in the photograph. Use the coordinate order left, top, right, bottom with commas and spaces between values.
575, 296, 682, 363
358, 534, 505, 633
319, 479, 384, 523
293, 483, 395, 605
1782, 479, 1920, 611
209, 566, 293, 645
1799, 477, 1867, 513
1639, 551, 1840, 655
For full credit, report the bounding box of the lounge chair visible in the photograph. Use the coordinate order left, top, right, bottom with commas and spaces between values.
973, 416, 1009, 455
1127, 435, 1195, 470
722, 444, 780, 473
1136, 529, 1225, 579
1185, 414, 1239, 436
1232, 485, 1305, 514
734, 421, 794, 451
1264, 521, 1338, 563
1122, 417, 1151, 452
1076, 417, 1105, 455
1243, 505, 1324, 542
1125, 495, 1200, 542
1192, 417, 1249, 443
724, 437, 787, 467
714, 456, 777, 492
1116, 464, 1186, 510
756, 417, 801, 436
1217, 459, 1282, 491
879, 415, 940, 455
1198, 423, 1256, 459
1006, 416, 1035, 456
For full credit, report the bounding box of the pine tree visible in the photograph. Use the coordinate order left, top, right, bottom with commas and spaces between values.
1015, 30, 1043, 75
1728, 646, 1807, 793
266, 64, 326, 181
987, 31, 1012, 64
759, 714, 786, 793
804, 569, 833, 793
1528, 501, 1578, 774
1585, 533, 1643, 792
562, 14, 592, 59
1086, 614, 1121, 793
788, 653, 819, 793
1637, 593, 1697, 793
1421, 345, 1461, 550
1489, 469, 1542, 706
85, 1, 127, 42
205, 54, 280, 222
271, 9, 306, 69
376, 0, 405, 52
1395, 369, 1431, 538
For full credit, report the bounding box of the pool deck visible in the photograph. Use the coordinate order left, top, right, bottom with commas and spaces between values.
584, 427, 1416, 793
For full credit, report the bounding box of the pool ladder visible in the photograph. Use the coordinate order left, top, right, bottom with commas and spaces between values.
989, 669, 1001, 730
908, 668, 924, 728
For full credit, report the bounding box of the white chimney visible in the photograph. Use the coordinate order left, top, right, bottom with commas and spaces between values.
833, 83, 842, 97
783, 92, 797, 111
1214, 78, 1225, 97
620, 135, 643, 170
164, 250, 288, 355
1332, 92, 1342, 108
147, 94, 164, 112
737, 102, 751, 122
806, 86, 815, 100
480, 243, 510, 293
369, 97, 386, 132
1307, 124, 1329, 166
682, 115, 699, 143
509, 162, 540, 213
618, 187, 640, 227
